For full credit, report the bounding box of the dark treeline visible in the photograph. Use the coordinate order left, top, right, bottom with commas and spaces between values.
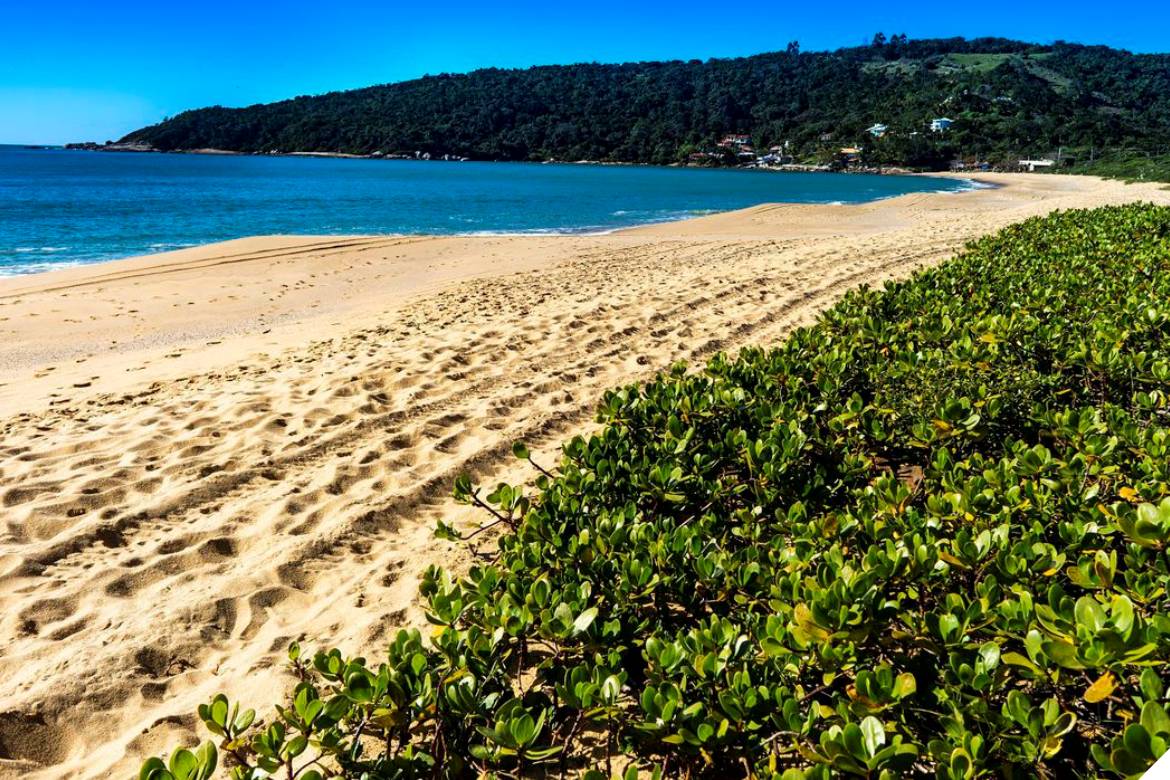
121, 37, 1170, 169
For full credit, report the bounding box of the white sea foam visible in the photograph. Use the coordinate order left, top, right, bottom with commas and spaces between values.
0, 259, 86, 277
930, 177, 997, 194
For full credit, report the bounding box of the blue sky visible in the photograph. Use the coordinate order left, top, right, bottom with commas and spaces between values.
2, 0, 1167, 144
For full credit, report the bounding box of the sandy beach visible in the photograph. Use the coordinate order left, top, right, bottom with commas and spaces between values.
1, 172, 1168, 777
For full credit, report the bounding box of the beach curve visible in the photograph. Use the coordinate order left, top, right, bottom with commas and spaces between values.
1, 172, 1169, 778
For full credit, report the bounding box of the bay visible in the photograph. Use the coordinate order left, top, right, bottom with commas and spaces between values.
0, 145, 977, 275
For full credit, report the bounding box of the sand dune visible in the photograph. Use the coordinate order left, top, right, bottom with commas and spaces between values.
1, 173, 1168, 777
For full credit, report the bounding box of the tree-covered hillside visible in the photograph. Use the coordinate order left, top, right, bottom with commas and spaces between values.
121, 37, 1170, 168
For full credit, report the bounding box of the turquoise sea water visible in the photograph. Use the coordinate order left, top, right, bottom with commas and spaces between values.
0, 145, 977, 276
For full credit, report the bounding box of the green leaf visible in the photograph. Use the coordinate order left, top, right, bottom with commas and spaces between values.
860, 717, 886, 758
209, 696, 228, 728
1141, 669, 1165, 703
893, 672, 917, 698
168, 748, 197, 780
511, 713, 537, 746
572, 607, 599, 634
1002, 651, 1043, 674
286, 734, 308, 758
1142, 702, 1170, 737
525, 745, 564, 761
193, 742, 217, 780
1123, 723, 1154, 759
139, 757, 170, 780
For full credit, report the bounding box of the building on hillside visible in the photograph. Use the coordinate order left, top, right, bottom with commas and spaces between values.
867, 123, 889, 138
838, 147, 862, 167
930, 117, 954, 133
1019, 158, 1055, 171
761, 146, 794, 165
950, 158, 990, 172
718, 134, 752, 148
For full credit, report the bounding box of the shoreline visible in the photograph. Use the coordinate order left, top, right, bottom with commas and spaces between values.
2, 173, 1169, 779
51, 143, 1047, 186
0, 173, 1120, 403
1, 170, 982, 279
57, 141, 953, 175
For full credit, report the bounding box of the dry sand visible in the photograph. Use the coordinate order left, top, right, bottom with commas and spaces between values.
1, 173, 1168, 777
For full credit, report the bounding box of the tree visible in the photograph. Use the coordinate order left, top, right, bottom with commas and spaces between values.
119, 38, 1170, 172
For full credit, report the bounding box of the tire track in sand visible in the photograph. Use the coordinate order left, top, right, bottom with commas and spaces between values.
4, 175, 1165, 778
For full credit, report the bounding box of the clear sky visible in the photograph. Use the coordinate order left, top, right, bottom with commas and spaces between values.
2, 0, 1167, 145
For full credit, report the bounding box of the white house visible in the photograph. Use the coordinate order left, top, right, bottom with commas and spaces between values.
930, 117, 954, 133
1019, 159, 1055, 172
867, 123, 888, 138
718, 134, 752, 148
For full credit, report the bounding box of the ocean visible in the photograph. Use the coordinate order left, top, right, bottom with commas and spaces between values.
0, 145, 977, 276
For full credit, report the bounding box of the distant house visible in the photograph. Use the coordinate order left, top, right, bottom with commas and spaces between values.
762, 146, 794, 165
1019, 158, 1055, 171
867, 123, 889, 138
718, 134, 752, 148
948, 158, 989, 172
930, 117, 954, 133
838, 147, 863, 167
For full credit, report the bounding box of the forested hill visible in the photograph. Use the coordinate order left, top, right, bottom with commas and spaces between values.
121, 37, 1170, 168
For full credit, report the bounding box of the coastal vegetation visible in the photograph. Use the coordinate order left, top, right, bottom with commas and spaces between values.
1066, 152, 1170, 184
118, 37, 1170, 171
141, 202, 1170, 778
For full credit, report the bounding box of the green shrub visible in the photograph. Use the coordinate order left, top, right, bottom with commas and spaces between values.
1067, 152, 1170, 184
140, 204, 1170, 779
